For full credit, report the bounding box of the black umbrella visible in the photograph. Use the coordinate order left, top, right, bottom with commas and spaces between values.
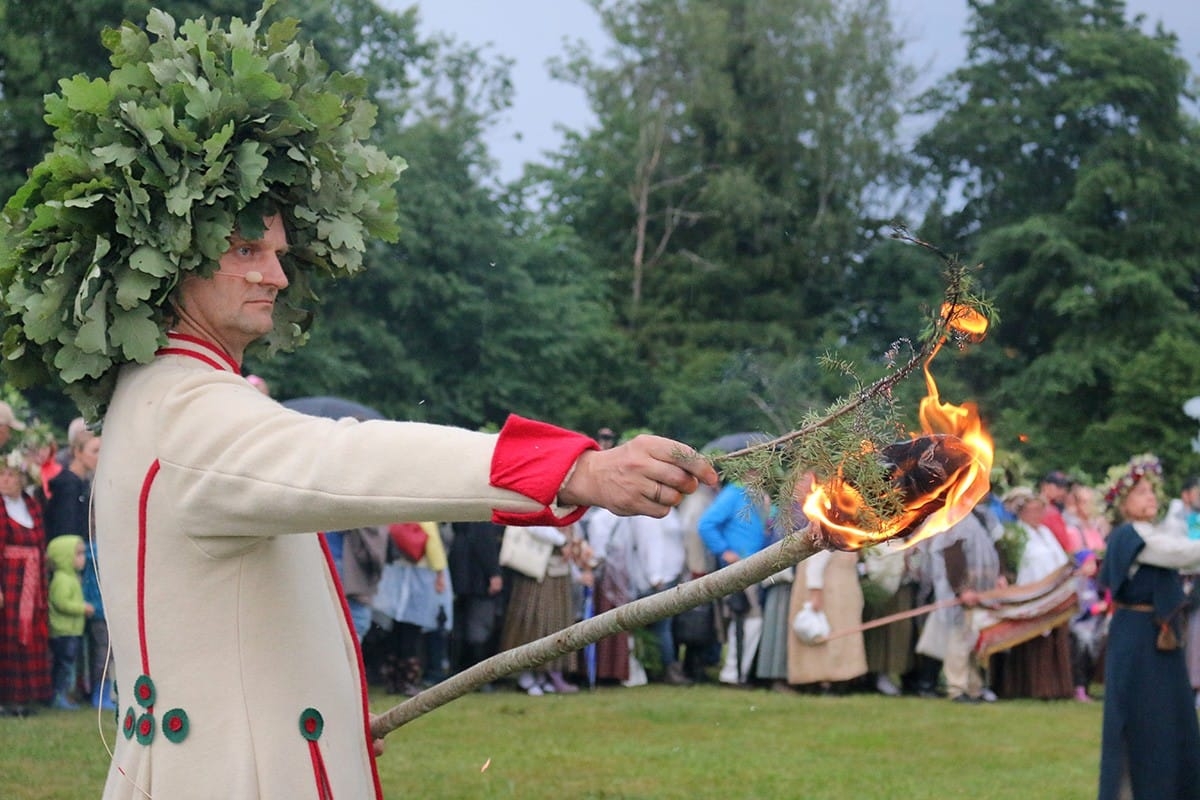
701, 432, 771, 454
282, 395, 385, 421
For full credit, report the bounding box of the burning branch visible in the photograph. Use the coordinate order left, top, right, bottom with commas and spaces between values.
713, 228, 994, 551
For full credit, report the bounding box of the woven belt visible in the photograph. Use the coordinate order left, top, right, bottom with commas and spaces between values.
1115, 603, 1154, 613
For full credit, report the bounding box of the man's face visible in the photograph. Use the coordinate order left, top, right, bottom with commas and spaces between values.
174, 214, 290, 357
1041, 482, 1067, 504
75, 435, 101, 475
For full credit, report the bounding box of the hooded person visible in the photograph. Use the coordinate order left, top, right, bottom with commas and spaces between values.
0, 5, 715, 798
46, 534, 92, 710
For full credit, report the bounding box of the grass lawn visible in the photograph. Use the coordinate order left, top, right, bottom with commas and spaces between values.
2, 684, 1104, 799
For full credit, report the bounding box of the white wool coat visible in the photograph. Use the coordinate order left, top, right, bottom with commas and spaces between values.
95, 334, 572, 799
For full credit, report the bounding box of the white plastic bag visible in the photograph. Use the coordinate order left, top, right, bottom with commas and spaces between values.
792, 601, 831, 644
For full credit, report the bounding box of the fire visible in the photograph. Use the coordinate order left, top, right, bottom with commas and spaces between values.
803, 303, 994, 550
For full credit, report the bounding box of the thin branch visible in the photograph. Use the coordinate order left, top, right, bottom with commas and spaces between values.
713, 337, 932, 463
712, 230, 979, 465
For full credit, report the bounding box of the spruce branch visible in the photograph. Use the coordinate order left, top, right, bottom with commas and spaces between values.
709, 226, 992, 533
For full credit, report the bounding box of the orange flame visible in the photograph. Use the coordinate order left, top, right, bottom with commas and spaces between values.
803, 303, 994, 550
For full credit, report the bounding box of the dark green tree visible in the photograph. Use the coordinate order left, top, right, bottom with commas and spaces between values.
914, 0, 1200, 476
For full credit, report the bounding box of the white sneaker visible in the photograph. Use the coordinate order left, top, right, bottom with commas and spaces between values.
525, 683, 544, 697
516, 672, 536, 691
876, 675, 901, 697
980, 688, 998, 703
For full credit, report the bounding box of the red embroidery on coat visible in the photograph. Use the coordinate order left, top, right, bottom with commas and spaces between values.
317, 537, 384, 799
162, 332, 241, 372
155, 348, 229, 372
307, 740, 334, 800
137, 460, 161, 677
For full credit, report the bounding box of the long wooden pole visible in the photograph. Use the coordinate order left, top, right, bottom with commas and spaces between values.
370, 527, 822, 738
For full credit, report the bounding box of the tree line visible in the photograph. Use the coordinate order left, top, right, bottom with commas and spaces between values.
2, 0, 1198, 485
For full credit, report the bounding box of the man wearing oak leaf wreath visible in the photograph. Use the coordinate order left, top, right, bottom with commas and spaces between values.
0, 7, 716, 800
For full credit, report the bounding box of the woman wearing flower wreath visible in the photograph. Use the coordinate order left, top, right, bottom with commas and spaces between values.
0, 452, 51, 718
1097, 454, 1200, 800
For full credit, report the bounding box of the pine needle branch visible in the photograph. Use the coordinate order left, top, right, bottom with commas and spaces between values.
708, 227, 992, 531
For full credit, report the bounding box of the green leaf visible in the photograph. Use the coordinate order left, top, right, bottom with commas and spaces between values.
318, 216, 364, 252
233, 142, 269, 202
165, 169, 203, 217
109, 303, 163, 363
21, 276, 71, 343
53, 339, 112, 383
114, 266, 160, 310
93, 143, 141, 167
203, 121, 236, 164
75, 283, 110, 355
59, 75, 113, 115
129, 246, 175, 277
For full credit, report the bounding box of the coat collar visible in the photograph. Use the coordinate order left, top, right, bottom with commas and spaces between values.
156, 332, 241, 374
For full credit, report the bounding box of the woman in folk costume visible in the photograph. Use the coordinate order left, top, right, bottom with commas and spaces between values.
0, 452, 51, 717
990, 487, 1074, 699
500, 525, 587, 695
1097, 455, 1200, 800
581, 506, 636, 683
786, 547, 868, 690
0, 7, 716, 799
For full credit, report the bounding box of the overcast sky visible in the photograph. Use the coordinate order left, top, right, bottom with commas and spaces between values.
390, 1, 1199, 182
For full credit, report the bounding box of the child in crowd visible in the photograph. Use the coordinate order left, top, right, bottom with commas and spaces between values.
1069, 549, 1109, 702
46, 535, 93, 710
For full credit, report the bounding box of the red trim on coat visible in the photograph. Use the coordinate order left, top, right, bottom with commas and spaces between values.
489, 414, 597, 527
307, 739, 335, 800
162, 332, 241, 373
137, 460, 162, 679
494, 504, 589, 527
317, 535, 384, 800
155, 348, 229, 372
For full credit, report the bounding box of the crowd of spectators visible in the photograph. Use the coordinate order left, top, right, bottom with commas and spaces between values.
6, 411, 1200, 721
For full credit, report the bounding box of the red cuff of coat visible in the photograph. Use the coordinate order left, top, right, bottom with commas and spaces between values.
493, 505, 589, 527
489, 414, 598, 527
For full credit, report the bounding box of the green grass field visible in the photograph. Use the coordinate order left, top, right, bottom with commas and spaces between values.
2, 684, 1105, 799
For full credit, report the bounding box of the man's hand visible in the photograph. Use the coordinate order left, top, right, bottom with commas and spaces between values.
557, 434, 718, 517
